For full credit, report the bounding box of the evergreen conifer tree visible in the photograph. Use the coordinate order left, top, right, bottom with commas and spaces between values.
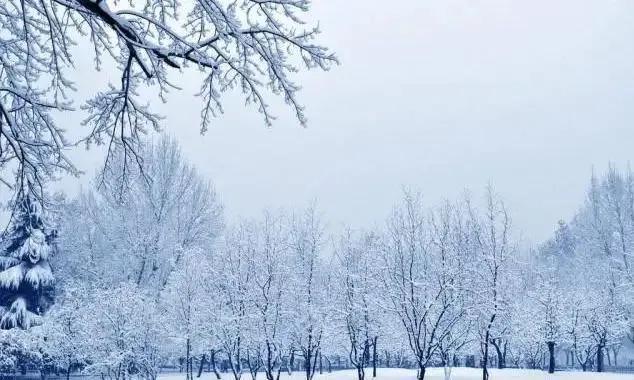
0, 193, 55, 329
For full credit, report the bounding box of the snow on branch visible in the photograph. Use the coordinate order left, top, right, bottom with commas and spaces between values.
0, 0, 337, 202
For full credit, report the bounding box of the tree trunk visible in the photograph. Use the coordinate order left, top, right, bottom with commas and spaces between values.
288, 350, 295, 376
596, 343, 605, 372
304, 345, 316, 380
547, 341, 555, 374
372, 336, 378, 378
198, 355, 206, 378
186, 338, 192, 380
482, 337, 490, 380
228, 351, 242, 380
310, 348, 320, 380
210, 350, 221, 380
490, 339, 505, 369
356, 366, 365, 380
417, 364, 426, 380
265, 342, 275, 380
305, 352, 311, 380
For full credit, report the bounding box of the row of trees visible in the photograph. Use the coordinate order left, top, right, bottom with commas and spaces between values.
522, 165, 634, 374
1, 139, 633, 380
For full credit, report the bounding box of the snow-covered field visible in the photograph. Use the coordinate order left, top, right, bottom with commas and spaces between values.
159, 369, 634, 380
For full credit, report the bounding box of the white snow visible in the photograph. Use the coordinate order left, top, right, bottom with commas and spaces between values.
158, 368, 634, 380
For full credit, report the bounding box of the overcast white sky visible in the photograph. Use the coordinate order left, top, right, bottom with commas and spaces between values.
60, 0, 634, 244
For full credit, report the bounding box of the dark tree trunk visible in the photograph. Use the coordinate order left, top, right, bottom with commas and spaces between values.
453, 354, 460, 367
288, 350, 295, 375
547, 341, 555, 374
482, 336, 490, 380
304, 344, 319, 380
186, 339, 192, 380
417, 364, 426, 380
490, 339, 506, 369
596, 343, 605, 373
197, 355, 206, 378
319, 352, 323, 375
227, 351, 241, 380
265, 342, 275, 380
210, 350, 221, 380
363, 341, 369, 367
305, 350, 312, 380
372, 336, 378, 378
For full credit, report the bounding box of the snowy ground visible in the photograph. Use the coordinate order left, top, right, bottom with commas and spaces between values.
158, 368, 634, 380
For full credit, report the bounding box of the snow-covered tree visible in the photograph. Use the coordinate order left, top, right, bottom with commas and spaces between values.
163, 249, 212, 380
380, 192, 470, 380
0, 191, 55, 329
429, 202, 473, 380
583, 167, 634, 345
0, 0, 337, 201
529, 166, 634, 373
287, 206, 330, 380
57, 136, 222, 294
465, 187, 515, 380
213, 222, 258, 380
334, 229, 381, 380
527, 252, 565, 373
248, 211, 292, 380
